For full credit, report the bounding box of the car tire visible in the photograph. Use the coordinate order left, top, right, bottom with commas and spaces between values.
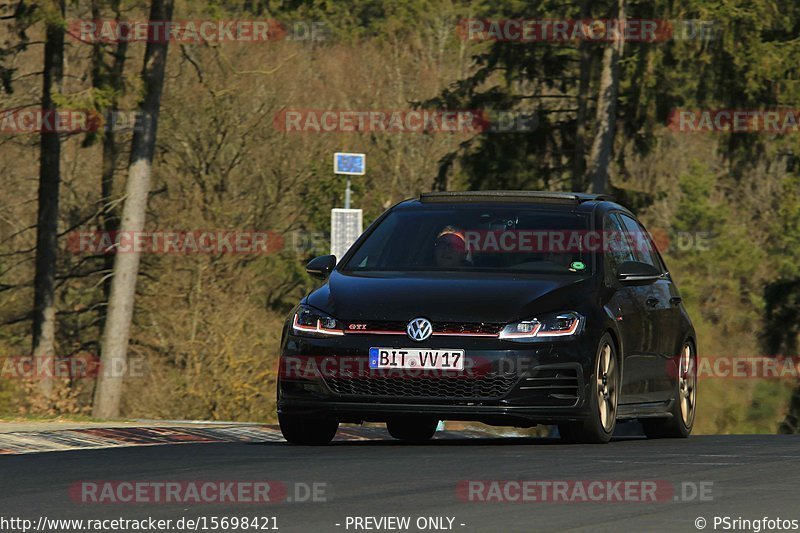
558, 333, 619, 444
386, 417, 438, 443
642, 341, 696, 439
279, 413, 339, 445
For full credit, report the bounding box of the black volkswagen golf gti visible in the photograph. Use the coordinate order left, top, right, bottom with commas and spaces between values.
278, 191, 697, 444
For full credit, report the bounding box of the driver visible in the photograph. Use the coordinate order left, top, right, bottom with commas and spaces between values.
434, 226, 470, 268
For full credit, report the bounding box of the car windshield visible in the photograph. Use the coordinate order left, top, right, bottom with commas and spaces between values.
342, 205, 592, 275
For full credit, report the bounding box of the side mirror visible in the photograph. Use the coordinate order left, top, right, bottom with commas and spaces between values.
306, 255, 337, 280
617, 261, 662, 284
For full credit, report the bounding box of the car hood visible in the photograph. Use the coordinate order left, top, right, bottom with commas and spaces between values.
305, 270, 595, 324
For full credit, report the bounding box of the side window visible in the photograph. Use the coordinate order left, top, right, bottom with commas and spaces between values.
346, 213, 398, 268
603, 213, 636, 279
618, 214, 663, 272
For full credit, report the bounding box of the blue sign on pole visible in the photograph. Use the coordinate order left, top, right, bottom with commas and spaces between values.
334, 152, 366, 176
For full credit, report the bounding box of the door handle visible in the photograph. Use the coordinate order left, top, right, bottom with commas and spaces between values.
669, 296, 682, 306
646, 297, 660, 308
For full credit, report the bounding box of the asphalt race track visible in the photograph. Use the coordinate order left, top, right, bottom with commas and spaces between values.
1, 432, 798, 532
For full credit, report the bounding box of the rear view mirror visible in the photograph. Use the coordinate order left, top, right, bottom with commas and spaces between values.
306, 255, 337, 280
617, 261, 662, 284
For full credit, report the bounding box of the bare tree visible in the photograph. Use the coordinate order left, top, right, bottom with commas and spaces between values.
88, 0, 128, 301
31, 0, 66, 398
93, 0, 174, 418
571, 0, 593, 192
586, 0, 626, 194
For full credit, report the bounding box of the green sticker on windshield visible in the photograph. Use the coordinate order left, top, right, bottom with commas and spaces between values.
570, 261, 586, 271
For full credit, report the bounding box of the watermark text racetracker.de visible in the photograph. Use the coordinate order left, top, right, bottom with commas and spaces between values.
458, 480, 714, 503
671, 355, 800, 380
0, 109, 150, 135
70, 480, 329, 504
458, 18, 720, 42
66, 230, 283, 255
273, 109, 537, 134
280, 354, 800, 381
68, 19, 326, 43
457, 229, 710, 254
669, 109, 800, 133
1, 354, 145, 380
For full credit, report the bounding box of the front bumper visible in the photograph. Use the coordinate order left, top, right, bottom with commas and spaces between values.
277, 331, 597, 426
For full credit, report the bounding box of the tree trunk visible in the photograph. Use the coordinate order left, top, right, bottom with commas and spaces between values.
31, 0, 65, 398
571, 0, 593, 192
586, 0, 625, 194
92, 0, 174, 418
90, 0, 128, 302
763, 279, 800, 433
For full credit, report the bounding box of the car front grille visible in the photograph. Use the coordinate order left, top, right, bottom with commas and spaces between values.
323, 375, 518, 400
345, 321, 504, 336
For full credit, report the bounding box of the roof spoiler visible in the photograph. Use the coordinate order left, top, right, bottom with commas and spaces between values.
419, 191, 615, 204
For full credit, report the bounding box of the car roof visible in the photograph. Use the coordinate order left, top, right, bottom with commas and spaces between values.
393, 191, 630, 216
419, 190, 614, 205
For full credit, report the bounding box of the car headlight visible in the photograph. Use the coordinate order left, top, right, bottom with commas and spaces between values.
292, 305, 345, 337
499, 311, 584, 340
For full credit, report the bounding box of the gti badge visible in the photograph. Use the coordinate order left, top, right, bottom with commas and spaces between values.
407, 317, 433, 341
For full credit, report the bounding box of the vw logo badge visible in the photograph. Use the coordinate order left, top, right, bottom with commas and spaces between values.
407, 317, 433, 342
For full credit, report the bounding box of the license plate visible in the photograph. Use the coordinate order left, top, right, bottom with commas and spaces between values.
369, 348, 464, 370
